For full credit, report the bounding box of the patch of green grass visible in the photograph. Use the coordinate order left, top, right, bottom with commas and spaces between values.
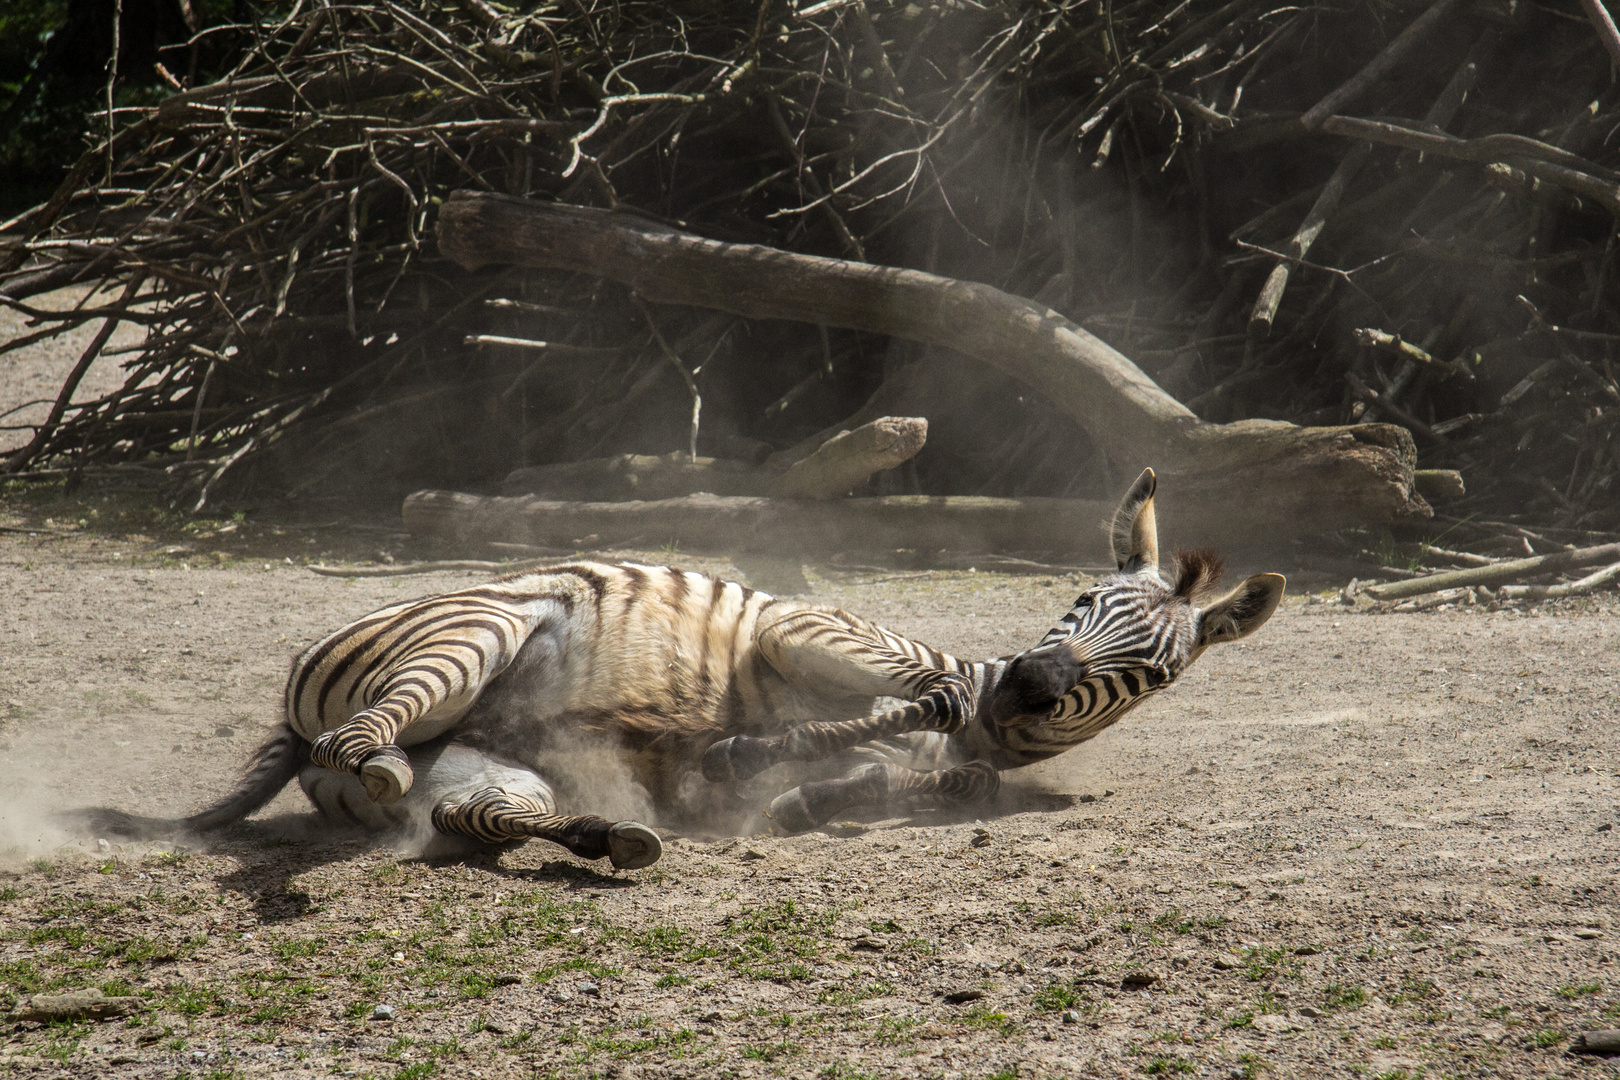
1386, 976, 1437, 1005
1371, 1035, 1396, 1049
872, 1017, 919, 1046
1153, 908, 1195, 935
1557, 981, 1602, 999
652, 972, 691, 988
1401, 928, 1432, 943
531, 957, 618, 985
1226, 1011, 1254, 1029
271, 938, 321, 962
1240, 945, 1299, 983
816, 979, 894, 1006
819, 1064, 879, 1080
741, 1039, 797, 1061
1530, 1028, 1566, 1049
1321, 983, 1367, 1012
1032, 980, 1084, 1012
1143, 1057, 1196, 1076
959, 1004, 1020, 1037
0, 887, 20, 901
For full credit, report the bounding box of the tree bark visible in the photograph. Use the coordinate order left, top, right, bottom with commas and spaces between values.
436, 192, 1430, 535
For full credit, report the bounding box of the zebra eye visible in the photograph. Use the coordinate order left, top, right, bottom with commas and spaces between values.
1073, 593, 1094, 608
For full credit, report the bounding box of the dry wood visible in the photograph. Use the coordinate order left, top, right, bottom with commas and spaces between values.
438, 193, 1428, 536
503, 417, 927, 500
1575, 1030, 1620, 1055
773, 416, 927, 498
1495, 561, 1620, 600
1412, 469, 1465, 501
402, 489, 1122, 557
1363, 542, 1620, 600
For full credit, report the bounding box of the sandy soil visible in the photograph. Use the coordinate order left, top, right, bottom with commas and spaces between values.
1, 482, 1618, 1080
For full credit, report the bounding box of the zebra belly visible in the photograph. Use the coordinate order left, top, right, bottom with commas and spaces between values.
299, 742, 556, 834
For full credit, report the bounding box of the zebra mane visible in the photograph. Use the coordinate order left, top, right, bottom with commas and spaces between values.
1172, 549, 1225, 601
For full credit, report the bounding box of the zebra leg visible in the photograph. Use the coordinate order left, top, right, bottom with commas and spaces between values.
703, 671, 973, 783
766, 760, 1000, 835
705, 607, 975, 783
308, 720, 416, 805
430, 787, 663, 870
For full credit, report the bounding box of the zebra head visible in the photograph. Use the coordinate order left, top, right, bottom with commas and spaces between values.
987, 468, 1285, 736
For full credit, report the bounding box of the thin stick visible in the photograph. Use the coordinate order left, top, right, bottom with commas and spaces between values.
6, 274, 144, 473
1300, 0, 1464, 129
1578, 0, 1620, 68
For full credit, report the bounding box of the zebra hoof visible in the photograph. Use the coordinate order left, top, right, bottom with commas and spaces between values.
764, 787, 820, 836
701, 735, 770, 783
360, 753, 413, 805
606, 821, 662, 870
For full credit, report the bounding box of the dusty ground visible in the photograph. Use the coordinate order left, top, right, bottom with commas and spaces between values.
0, 475, 1618, 1080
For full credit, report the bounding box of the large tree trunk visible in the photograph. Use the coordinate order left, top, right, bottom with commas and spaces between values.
436, 192, 1430, 535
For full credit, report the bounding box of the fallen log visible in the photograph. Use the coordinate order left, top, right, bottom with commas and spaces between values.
501, 417, 928, 500
1363, 542, 1620, 600
403, 490, 1118, 557
1495, 560, 1620, 600
436, 193, 1429, 537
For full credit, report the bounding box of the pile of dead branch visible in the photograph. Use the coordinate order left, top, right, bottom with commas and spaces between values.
0, 0, 1617, 546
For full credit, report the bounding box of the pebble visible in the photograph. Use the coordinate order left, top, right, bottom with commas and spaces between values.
481, 1018, 513, 1035
492, 974, 522, 986
943, 988, 985, 1004
579, 982, 600, 996
1213, 957, 1239, 970
1060, 1009, 1081, 1025
1577, 929, 1605, 939
1122, 971, 1159, 988
371, 1005, 395, 1021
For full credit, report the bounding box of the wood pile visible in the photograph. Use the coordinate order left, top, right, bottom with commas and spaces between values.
1, 0, 1616, 567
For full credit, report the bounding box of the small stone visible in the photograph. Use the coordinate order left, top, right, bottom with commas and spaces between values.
1546, 933, 1575, 944
1294, 945, 1321, 955
943, 988, 985, 1004
371, 1004, 396, 1021
578, 982, 600, 996
492, 974, 522, 986
482, 1018, 514, 1035
1121, 971, 1159, 988
1298, 1005, 1323, 1018
214, 725, 236, 738
1103, 789, 1115, 797
1077, 793, 1097, 804
739, 849, 766, 861
971, 834, 992, 848
1599, 824, 1613, 833
852, 934, 888, 952
1577, 929, 1606, 940
553, 989, 575, 1003
1213, 957, 1239, 970
700, 1010, 723, 1022
96, 838, 111, 853
1060, 1009, 1081, 1025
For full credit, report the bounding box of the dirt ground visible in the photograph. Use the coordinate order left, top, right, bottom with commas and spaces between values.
0, 476, 1618, 1080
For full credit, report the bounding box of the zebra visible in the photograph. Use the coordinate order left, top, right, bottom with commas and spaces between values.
79, 468, 1283, 870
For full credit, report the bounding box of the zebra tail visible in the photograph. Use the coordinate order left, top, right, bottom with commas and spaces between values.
68, 724, 309, 840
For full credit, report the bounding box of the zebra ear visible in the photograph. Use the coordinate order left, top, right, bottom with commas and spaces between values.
1110, 467, 1159, 573
1196, 573, 1286, 649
